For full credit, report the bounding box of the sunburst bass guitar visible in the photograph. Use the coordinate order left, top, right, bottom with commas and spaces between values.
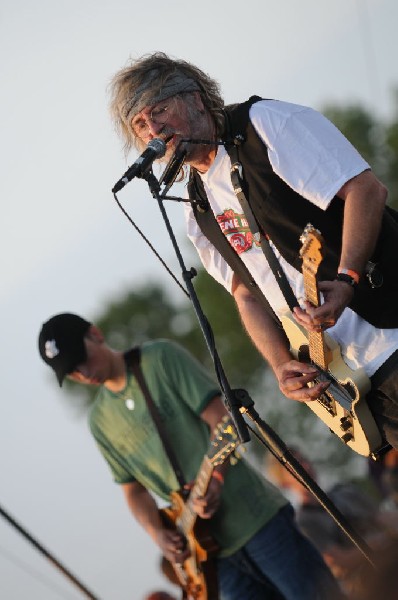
160, 416, 239, 600
280, 223, 383, 457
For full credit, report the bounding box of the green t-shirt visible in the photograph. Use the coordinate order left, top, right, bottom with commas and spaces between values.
89, 339, 286, 557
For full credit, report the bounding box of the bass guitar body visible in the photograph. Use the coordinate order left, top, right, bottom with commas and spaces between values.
281, 312, 383, 457
281, 223, 384, 458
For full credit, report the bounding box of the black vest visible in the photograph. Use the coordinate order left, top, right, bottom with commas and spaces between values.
188, 97, 398, 328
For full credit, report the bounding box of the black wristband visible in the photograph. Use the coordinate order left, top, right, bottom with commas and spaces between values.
335, 273, 358, 289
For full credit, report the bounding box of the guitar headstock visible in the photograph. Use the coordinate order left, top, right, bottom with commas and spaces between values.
209, 416, 240, 467
299, 223, 324, 275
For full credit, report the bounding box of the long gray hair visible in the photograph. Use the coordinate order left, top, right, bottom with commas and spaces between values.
109, 52, 225, 153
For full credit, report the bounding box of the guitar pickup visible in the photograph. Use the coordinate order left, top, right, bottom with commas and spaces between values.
314, 368, 353, 412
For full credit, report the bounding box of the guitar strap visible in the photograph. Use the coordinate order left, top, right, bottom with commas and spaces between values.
226, 124, 299, 313
124, 347, 187, 489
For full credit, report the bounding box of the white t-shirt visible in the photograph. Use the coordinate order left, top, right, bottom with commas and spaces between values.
184, 100, 398, 377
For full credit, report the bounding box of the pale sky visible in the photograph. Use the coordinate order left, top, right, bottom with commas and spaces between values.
1, 1, 397, 598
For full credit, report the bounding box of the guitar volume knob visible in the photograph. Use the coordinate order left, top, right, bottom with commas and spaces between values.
341, 432, 353, 443
340, 417, 352, 432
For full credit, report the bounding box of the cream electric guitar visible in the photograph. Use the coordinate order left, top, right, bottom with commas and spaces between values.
280, 223, 383, 457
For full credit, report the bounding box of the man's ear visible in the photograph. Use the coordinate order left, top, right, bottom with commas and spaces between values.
85, 325, 104, 344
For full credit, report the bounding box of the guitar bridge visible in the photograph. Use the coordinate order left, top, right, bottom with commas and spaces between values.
317, 388, 337, 416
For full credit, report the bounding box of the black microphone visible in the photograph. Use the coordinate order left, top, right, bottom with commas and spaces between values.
112, 138, 167, 193
159, 148, 187, 189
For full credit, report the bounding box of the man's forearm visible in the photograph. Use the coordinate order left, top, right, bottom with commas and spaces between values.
122, 482, 163, 542
338, 170, 387, 275
122, 482, 191, 563
232, 277, 292, 372
232, 277, 328, 402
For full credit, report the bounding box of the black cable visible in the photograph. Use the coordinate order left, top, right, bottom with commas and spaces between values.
0, 544, 79, 600
0, 504, 101, 600
113, 191, 189, 298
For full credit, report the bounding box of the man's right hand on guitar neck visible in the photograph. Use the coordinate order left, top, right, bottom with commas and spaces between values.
155, 528, 190, 565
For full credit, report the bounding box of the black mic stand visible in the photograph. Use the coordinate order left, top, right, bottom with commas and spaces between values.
143, 167, 250, 444
139, 167, 377, 569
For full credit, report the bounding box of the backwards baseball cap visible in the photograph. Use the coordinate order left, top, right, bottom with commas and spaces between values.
38, 313, 91, 386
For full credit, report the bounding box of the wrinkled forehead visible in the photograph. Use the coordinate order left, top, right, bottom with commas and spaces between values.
122, 68, 200, 125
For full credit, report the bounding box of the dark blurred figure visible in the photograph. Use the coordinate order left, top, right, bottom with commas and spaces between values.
380, 449, 398, 510
377, 449, 398, 539
348, 539, 398, 600
265, 447, 395, 596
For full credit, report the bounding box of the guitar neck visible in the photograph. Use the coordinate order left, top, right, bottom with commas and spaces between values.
303, 265, 330, 369
177, 456, 213, 534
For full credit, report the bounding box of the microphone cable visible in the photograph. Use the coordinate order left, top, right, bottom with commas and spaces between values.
112, 138, 224, 299
113, 187, 190, 298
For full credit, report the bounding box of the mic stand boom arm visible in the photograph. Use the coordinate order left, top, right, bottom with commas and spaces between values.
141, 168, 377, 569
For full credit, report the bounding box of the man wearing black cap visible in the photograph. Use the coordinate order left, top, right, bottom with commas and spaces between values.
38, 312, 342, 600
39, 313, 91, 385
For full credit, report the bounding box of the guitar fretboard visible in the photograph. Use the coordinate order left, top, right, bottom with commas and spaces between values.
302, 265, 330, 369
177, 456, 213, 534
